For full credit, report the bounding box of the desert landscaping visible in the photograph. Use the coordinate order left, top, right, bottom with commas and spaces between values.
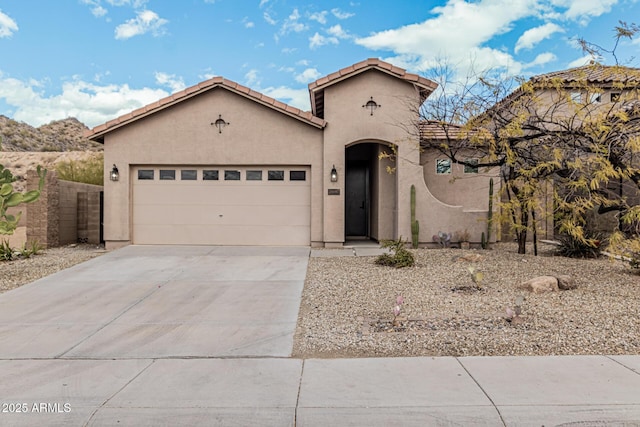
293, 242, 640, 358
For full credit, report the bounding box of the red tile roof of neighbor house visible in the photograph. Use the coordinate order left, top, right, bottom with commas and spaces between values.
530, 63, 640, 86
86, 76, 328, 142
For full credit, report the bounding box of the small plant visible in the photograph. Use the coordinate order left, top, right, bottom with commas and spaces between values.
468, 266, 484, 290
556, 232, 602, 258
455, 229, 470, 242
505, 296, 525, 324
375, 238, 415, 268
432, 231, 452, 248
392, 295, 404, 326
0, 239, 14, 261
16, 240, 43, 259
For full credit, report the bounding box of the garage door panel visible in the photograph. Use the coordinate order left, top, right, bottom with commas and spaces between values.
133, 224, 310, 246
132, 166, 311, 246
134, 204, 310, 227
134, 184, 309, 206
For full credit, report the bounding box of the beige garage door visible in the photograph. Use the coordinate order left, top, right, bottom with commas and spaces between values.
132, 166, 311, 245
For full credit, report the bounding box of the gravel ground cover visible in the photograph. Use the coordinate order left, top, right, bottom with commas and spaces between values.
0, 244, 106, 293
293, 243, 640, 358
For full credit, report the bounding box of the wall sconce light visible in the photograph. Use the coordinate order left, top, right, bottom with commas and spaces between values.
212, 114, 229, 133
330, 165, 338, 182
363, 96, 381, 115
110, 164, 119, 181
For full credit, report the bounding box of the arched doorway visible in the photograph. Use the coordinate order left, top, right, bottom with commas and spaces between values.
345, 142, 396, 241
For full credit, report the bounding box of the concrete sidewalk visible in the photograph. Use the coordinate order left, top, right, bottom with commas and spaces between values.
0, 245, 639, 426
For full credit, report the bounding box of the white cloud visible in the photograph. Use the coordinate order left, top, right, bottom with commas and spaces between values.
309, 11, 328, 25
552, 0, 619, 21
356, 0, 541, 77
525, 52, 557, 67
567, 55, 594, 68
309, 32, 338, 49
327, 24, 350, 39
0, 10, 18, 38
244, 69, 261, 87
295, 68, 321, 83
261, 86, 310, 111
263, 12, 277, 25
154, 72, 186, 93
115, 9, 169, 40
515, 23, 564, 53
279, 8, 308, 36
259, 0, 269, 7
0, 73, 168, 127
331, 8, 355, 19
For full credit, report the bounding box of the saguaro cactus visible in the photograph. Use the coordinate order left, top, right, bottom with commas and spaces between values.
0, 165, 46, 235
410, 185, 419, 248
482, 178, 494, 249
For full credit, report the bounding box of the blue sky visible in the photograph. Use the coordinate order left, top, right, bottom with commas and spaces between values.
0, 0, 639, 128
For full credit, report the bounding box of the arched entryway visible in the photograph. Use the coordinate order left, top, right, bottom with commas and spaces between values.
345, 142, 396, 242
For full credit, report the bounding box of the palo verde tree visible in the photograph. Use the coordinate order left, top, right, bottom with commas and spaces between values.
418, 24, 640, 255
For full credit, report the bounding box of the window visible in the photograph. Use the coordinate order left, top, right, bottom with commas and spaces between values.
246, 170, 263, 181
436, 159, 451, 175
268, 170, 285, 181
138, 170, 154, 180
290, 170, 306, 181
464, 159, 479, 174
611, 92, 621, 102
160, 170, 176, 180
181, 170, 197, 180
589, 93, 602, 103
570, 92, 582, 103
224, 170, 241, 181
203, 170, 219, 180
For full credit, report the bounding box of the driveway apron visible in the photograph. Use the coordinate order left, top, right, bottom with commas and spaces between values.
0, 245, 310, 359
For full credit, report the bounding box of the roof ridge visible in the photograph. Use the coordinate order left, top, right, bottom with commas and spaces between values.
86, 76, 326, 140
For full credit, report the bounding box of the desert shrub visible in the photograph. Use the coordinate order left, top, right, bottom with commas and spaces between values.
375, 238, 415, 268
0, 240, 14, 261
56, 153, 104, 186
556, 232, 603, 258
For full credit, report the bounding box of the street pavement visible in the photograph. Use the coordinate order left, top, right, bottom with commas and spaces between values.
0, 245, 638, 426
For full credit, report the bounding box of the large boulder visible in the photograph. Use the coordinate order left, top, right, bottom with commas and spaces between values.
555, 275, 577, 290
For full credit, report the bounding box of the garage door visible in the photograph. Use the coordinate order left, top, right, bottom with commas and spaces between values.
132, 166, 311, 245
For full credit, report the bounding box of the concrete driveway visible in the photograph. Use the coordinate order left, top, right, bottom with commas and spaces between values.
0, 245, 309, 359
2, 245, 640, 426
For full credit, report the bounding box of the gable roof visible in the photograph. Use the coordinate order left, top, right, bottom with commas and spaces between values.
308, 58, 438, 119
86, 76, 327, 143
530, 63, 640, 87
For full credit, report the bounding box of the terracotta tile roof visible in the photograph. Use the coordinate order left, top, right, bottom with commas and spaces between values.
530, 63, 640, 86
308, 58, 438, 118
419, 120, 475, 141
86, 77, 327, 142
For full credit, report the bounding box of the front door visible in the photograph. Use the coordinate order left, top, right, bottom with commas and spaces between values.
345, 163, 368, 237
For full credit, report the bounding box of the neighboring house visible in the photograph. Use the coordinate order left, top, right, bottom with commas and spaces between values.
86, 59, 497, 248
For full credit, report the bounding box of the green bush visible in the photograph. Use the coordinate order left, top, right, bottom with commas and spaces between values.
556, 232, 603, 259
56, 154, 104, 186
375, 238, 415, 268
0, 240, 13, 261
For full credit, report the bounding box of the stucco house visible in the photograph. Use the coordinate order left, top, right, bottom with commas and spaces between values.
87, 59, 496, 248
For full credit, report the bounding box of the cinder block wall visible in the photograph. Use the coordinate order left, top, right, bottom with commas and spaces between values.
26, 170, 103, 247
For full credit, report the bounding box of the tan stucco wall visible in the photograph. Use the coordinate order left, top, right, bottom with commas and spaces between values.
103, 88, 324, 247
320, 70, 421, 244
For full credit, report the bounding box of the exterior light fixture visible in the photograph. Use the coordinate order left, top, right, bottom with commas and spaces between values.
363, 96, 381, 115
212, 114, 229, 133
330, 165, 338, 182
110, 164, 119, 181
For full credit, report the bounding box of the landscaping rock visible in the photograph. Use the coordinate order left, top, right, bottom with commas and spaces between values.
520, 276, 559, 293
555, 275, 577, 290
453, 253, 484, 263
